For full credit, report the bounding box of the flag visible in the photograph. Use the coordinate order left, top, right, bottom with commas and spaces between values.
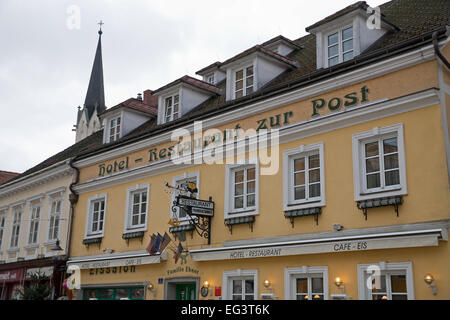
159, 232, 172, 253
173, 242, 184, 264
146, 234, 156, 255
153, 233, 163, 254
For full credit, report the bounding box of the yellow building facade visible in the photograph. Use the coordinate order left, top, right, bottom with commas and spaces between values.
67, 1, 450, 301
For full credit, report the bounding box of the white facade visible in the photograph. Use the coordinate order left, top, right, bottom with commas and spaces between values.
0, 161, 73, 263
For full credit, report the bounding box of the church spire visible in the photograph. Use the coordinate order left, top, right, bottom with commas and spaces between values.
74, 22, 106, 143
84, 21, 106, 119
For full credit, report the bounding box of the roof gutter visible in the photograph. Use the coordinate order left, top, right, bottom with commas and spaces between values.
432, 29, 450, 70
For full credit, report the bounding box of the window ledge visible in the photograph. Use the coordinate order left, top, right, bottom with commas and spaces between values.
225, 210, 258, 220
284, 200, 325, 212
284, 207, 322, 227
356, 195, 403, 220
7, 247, 19, 254
82, 237, 102, 245
122, 231, 145, 240
169, 224, 195, 233
225, 215, 256, 234
355, 188, 406, 202
24, 244, 39, 250
43, 240, 58, 247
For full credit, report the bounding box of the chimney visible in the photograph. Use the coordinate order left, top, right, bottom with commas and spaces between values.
143, 89, 158, 107
137, 93, 143, 101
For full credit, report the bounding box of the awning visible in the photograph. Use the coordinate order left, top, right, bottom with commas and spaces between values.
190, 228, 446, 262
67, 251, 167, 270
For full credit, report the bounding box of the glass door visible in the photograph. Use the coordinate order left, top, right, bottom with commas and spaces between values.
176, 283, 196, 300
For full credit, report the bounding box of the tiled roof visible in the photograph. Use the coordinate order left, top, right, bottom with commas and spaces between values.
0, 171, 20, 185
8, 0, 447, 173
305, 1, 369, 32
195, 61, 222, 75
220, 44, 299, 69
2, 130, 104, 186
99, 98, 158, 117
75, 0, 449, 161
261, 35, 303, 49
153, 75, 221, 95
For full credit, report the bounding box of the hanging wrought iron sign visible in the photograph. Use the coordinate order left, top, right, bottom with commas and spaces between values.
177, 196, 214, 217
167, 182, 214, 245
172, 196, 214, 245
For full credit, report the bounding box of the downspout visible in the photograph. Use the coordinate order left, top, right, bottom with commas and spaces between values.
433, 29, 450, 70
67, 157, 80, 261
433, 28, 450, 187
62, 157, 79, 299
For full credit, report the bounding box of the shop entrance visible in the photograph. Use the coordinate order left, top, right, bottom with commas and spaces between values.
164, 277, 199, 300
176, 283, 196, 300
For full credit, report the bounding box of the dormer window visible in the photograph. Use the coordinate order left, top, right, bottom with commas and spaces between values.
223, 46, 298, 101
306, 2, 397, 70
164, 94, 180, 123
327, 26, 354, 67
154, 75, 220, 125
195, 62, 226, 86
99, 96, 157, 144
109, 116, 121, 142
206, 74, 215, 84
235, 65, 254, 98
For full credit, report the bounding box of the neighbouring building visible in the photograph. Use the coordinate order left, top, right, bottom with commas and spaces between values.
66, 0, 449, 300
0, 171, 19, 185
0, 27, 108, 300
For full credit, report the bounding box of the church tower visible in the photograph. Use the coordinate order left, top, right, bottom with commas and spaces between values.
74, 22, 106, 142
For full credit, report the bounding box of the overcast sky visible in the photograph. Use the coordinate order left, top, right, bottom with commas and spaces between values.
0, 0, 387, 173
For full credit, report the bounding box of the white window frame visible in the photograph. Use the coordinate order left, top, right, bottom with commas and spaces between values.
27, 201, 41, 245
224, 161, 259, 219
47, 196, 62, 242
357, 262, 414, 300
233, 64, 254, 99
9, 205, 24, 249
123, 183, 150, 234
164, 93, 180, 123
222, 269, 258, 300
283, 142, 325, 211
170, 172, 200, 224
206, 74, 215, 84
0, 208, 7, 252
326, 24, 354, 67
84, 194, 108, 239
352, 124, 407, 201
108, 115, 122, 143
284, 266, 329, 300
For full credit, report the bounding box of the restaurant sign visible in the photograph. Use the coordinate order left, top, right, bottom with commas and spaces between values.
0, 269, 25, 283
68, 254, 164, 270
190, 233, 439, 262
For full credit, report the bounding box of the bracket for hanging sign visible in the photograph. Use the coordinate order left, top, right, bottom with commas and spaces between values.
171, 195, 214, 245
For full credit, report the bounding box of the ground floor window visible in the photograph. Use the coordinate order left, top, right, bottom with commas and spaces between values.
231, 278, 255, 300
83, 287, 145, 300
357, 262, 414, 300
284, 266, 328, 300
370, 272, 408, 300
295, 276, 324, 300
223, 269, 258, 300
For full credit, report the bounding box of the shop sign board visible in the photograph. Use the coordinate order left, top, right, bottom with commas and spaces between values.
0, 269, 25, 283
